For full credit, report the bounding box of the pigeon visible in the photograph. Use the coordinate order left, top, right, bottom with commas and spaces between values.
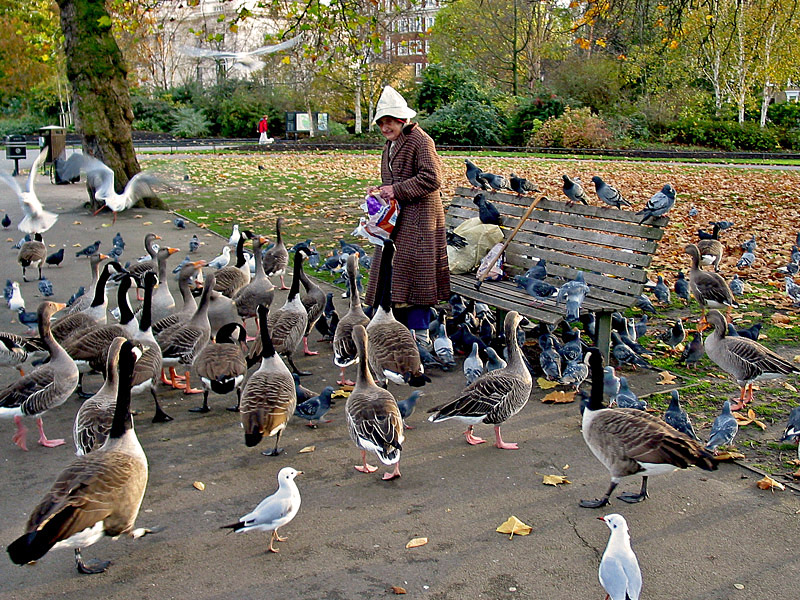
433, 323, 456, 370
705, 400, 738, 453
464, 159, 488, 189
16, 306, 39, 330
515, 275, 558, 300
664, 390, 697, 440
189, 234, 200, 253
740, 234, 756, 253
108, 244, 124, 261
417, 339, 444, 370
539, 335, 562, 381
397, 391, 422, 428
45, 247, 64, 267
293, 386, 334, 427
726, 323, 739, 337
559, 356, 589, 390
780, 406, 800, 441
559, 328, 584, 362
736, 250, 755, 268
791, 245, 800, 265
463, 342, 484, 384
611, 332, 654, 370
484, 347, 507, 372
524, 259, 548, 280
3, 279, 13, 304
293, 373, 316, 405
785, 276, 800, 305
659, 319, 685, 352
777, 260, 799, 275
735, 322, 762, 341
634, 314, 648, 339
75, 240, 101, 258
7, 281, 25, 311
598, 514, 642, 600
614, 376, 646, 410
220, 467, 302, 553
591, 176, 631, 209
688, 206, 698, 217
1, 214, 10, 228
675, 270, 690, 299
207, 246, 231, 269
473, 193, 501, 225
173, 217, 186, 229
696, 226, 718, 241
37, 278, 53, 297
634, 294, 656, 314
66, 285, 86, 307
636, 183, 675, 224
557, 271, 590, 322
12, 234, 31, 250
562, 174, 589, 205
603, 366, 620, 401
679, 332, 704, 370
478, 315, 495, 347
0, 150, 58, 233
112, 232, 125, 249
509, 173, 539, 196
713, 220, 735, 230
652, 275, 671, 305
481, 172, 511, 192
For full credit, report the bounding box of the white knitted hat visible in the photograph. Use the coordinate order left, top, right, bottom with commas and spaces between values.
372, 85, 416, 125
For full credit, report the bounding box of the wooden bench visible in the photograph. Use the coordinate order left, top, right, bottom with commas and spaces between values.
445, 186, 670, 359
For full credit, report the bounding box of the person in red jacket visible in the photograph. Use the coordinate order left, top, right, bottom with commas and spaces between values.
257, 116, 272, 145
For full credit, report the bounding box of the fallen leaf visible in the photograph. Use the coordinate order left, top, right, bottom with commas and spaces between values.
142, 221, 153, 226
714, 451, 745, 460
72, 221, 81, 225
756, 475, 785, 491
771, 313, 791, 324
5, 238, 12, 242
406, 537, 428, 549
134, 215, 143, 219
542, 474, 571, 486
163, 220, 172, 224
537, 377, 559, 390
48, 244, 55, 247
101, 223, 110, 228
657, 371, 677, 385
783, 382, 797, 393
331, 389, 350, 398
734, 583, 745, 590
390, 586, 407, 594
541, 390, 575, 403
72, 243, 82, 247
193, 481, 205, 491
734, 409, 767, 430
298, 445, 315, 453
496, 516, 532, 539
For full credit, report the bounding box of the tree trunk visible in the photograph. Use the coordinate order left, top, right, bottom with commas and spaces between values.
354, 75, 363, 135
55, 0, 164, 210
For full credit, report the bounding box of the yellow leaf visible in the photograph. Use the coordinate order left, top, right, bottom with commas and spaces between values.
101, 223, 110, 228
496, 516, 532, 539
390, 586, 407, 594
193, 481, 205, 491
281, 56, 291, 64
298, 445, 315, 453
783, 382, 797, 393
714, 451, 745, 460
541, 390, 576, 403
331, 389, 350, 398
542, 474, 571, 486
537, 377, 558, 390
657, 371, 677, 385
756, 475, 785, 491
771, 313, 791, 324
134, 214, 143, 219
142, 221, 153, 226
72, 221, 81, 225
406, 537, 428, 549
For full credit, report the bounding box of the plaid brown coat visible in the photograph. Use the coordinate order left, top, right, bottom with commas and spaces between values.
365, 123, 450, 308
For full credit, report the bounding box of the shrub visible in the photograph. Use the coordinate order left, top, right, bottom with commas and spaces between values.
131, 95, 175, 133
170, 107, 211, 138
417, 63, 493, 114
768, 102, 800, 127
666, 119, 780, 151
421, 99, 506, 146
506, 95, 565, 145
548, 55, 625, 113
529, 107, 611, 148
0, 115, 43, 137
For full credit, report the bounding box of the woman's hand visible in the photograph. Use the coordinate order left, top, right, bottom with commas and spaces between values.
378, 185, 395, 201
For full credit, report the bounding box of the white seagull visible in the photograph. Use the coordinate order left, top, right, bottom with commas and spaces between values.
221, 467, 302, 553
0, 150, 58, 234
598, 514, 642, 600
180, 35, 303, 74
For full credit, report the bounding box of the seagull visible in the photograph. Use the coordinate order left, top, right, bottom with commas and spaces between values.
562, 174, 589, 205
0, 150, 58, 234
61, 154, 159, 223
180, 35, 302, 74
189, 234, 200, 253
7, 282, 25, 311
228, 224, 241, 246
664, 390, 697, 440
591, 176, 631, 209
45, 248, 64, 267
636, 183, 675, 224
220, 467, 302, 553
705, 400, 738, 453
207, 246, 232, 270
598, 514, 642, 600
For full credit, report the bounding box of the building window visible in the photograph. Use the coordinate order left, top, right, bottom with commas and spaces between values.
787, 91, 800, 102
415, 63, 424, 77
424, 39, 430, 54
397, 43, 408, 56
409, 39, 422, 55
426, 16, 435, 30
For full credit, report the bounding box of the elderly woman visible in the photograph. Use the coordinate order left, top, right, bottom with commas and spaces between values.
364, 86, 450, 346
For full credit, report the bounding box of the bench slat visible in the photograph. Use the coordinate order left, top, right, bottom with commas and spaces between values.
507, 232, 653, 269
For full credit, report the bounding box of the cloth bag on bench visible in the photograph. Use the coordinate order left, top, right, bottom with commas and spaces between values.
447, 217, 504, 274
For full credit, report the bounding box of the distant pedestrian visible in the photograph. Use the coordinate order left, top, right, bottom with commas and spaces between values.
257, 115, 273, 145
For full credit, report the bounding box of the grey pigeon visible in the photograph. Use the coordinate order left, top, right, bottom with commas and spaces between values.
780, 406, 800, 441
524, 259, 547, 280
189, 234, 200, 253
559, 328, 584, 362
515, 275, 557, 300
615, 376, 646, 410
539, 335, 562, 381
611, 332, 654, 370
634, 315, 648, 339
713, 220, 735, 230
484, 347, 507, 372
294, 386, 334, 427
559, 355, 589, 390
705, 400, 738, 452
473, 193, 501, 225
786, 276, 800, 305
398, 391, 422, 427
652, 275, 671, 304
66, 285, 85, 307
3, 279, 13, 304
598, 514, 642, 600
557, 271, 590, 322
465, 159, 488, 190
172, 255, 192, 275
659, 319, 685, 351
112, 231, 124, 248
726, 323, 739, 337
108, 245, 123, 260
634, 294, 656, 314
679, 332, 704, 370
688, 206, 698, 217
433, 323, 456, 370
12, 234, 31, 250
592, 176, 631, 209
174, 217, 186, 229
562, 174, 589, 205
736, 250, 755, 268
75, 240, 101, 258
481, 172, 511, 192
417, 339, 444, 370
603, 366, 620, 401
37, 278, 53, 297
673, 270, 689, 302
735, 322, 762, 341
509, 173, 539, 196
729, 274, 744, 296
664, 390, 697, 440
791, 245, 800, 265
463, 342, 484, 385
636, 183, 675, 224
740, 234, 756, 253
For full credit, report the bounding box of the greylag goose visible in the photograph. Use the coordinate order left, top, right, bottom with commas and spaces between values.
208, 288, 243, 339
147, 245, 180, 323
0, 302, 78, 450
18, 232, 46, 281
8, 340, 152, 574
365, 239, 427, 387
346, 324, 404, 480
0, 332, 45, 376
333, 253, 370, 386
73, 336, 128, 455
579, 347, 716, 508
233, 233, 274, 325
152, 259, 204, 336
214, 230, 251, 297
158, 271, 215, 394
64, 253, 108, 315
427, 311, 531, 449
685, 244, 737, 316
263, 217, 289, 289
699, 309, 800, 410
191, 322, 248, 413
240, 304, 296, 456
298, 255, 325, 356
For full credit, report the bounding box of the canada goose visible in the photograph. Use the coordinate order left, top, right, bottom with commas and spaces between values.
685, 244, 737, 316
428, 311, 531, 449
697, 224, 723, 271
7, 339, 152, 574
333, 253, 370, 386
346, 324, 404, 480
158, 271, 215, 394
64, 253, 109, 315
18, 232, 46, 281
152, 259, 205, 336
298, 255, 325, 356
191, 322, 248, 413
73, 336, 129, 455
53, 260, 124, 343
579, 347, 717, 508
263, 217, 289, 289
233, 233, 274, 325
240, 304, 296, 456
147, 246, 180, 323
0, 302, 77, 450
699, 309, 800, 410
365, 239, 427, 387
0, 331, 45, 376
214, 231, 252, 297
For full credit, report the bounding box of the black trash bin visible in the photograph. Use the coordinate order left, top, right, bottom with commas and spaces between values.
4, 135, 27, 176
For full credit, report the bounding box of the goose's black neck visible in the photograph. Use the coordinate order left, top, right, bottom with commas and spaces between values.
139, 274, 156, 332
117, 275, 135, 325
257, 304, 277, 359
287, 249, 305, 301
375, 240, 395, 312
587, 347, 605, 411
109, 341, 136, 438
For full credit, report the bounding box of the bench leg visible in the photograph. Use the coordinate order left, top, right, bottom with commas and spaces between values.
596, 311, 612, 365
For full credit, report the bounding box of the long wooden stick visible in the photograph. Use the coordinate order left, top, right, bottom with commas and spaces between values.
475, 193, 547, 290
